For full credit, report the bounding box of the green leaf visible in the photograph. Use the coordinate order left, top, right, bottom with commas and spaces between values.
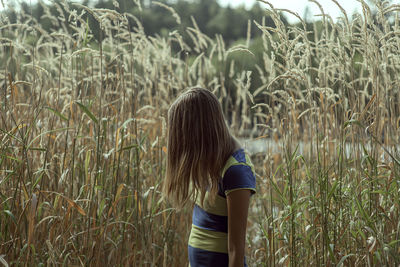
28, 147, 47, 152
83, 17, 90, 47
4, 155, 21, 163
27, 127, 72, 149
85, 150, 91, 180
0, 254, 9, 267
328, 243, 336, 263
0, 172, 14, 186
98, 198, 107, 217
76, 101, 98, 124
355, 196, 373, 228
327, 180, 339, 202
33, 171, 45, 188
270, 177, 288, 206
3, 210, 16, 224
46, 106, 68, 121
0, 128, 23, 144
388, 239, 400, 246
336, 254, 355, 267
119, 144, 138, 152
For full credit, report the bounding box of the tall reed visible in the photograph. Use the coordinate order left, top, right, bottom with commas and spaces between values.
0, 0, 399, 266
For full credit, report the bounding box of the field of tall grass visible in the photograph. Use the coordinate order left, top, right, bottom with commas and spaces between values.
1, 0, 399, 266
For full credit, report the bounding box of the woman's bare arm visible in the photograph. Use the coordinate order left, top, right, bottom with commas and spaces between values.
227, 189, 251, 267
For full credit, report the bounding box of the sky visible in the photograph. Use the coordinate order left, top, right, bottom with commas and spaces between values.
218, 0, 365, 23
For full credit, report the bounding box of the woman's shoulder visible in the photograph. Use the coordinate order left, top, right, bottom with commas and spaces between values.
220, 148, 256, 196
221, 148, 254, 176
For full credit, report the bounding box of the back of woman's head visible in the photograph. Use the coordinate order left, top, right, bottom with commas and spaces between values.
164, 88, 235, 207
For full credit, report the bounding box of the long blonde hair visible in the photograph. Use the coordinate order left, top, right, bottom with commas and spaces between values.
164, 88, 236, 208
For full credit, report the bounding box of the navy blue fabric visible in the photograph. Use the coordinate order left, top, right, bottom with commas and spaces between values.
188, 246, 248, 267
192, 204, 228, 233
188, 245, 229, 267
222, 165, 256, 195
217, 149, 255, 197
232, 148, 246, 163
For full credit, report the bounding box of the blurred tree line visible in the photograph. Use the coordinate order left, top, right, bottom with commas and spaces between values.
4, 0, 290, 96
3, 0, 393, 128
5, 0, 285, 45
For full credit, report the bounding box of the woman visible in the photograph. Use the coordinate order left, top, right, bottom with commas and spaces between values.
163, 88, 256, 267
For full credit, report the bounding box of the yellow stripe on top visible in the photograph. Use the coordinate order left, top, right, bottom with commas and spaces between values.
195, 192, 227, 216
244, 154, 255, 174
221, 154, 255, 180
225, 187, 256, 195
188, 224, 228, 253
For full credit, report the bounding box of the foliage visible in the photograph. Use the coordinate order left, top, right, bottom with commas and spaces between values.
0, 0, 399, 266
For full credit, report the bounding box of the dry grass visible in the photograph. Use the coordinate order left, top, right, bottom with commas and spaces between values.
0, 0, 399, 266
